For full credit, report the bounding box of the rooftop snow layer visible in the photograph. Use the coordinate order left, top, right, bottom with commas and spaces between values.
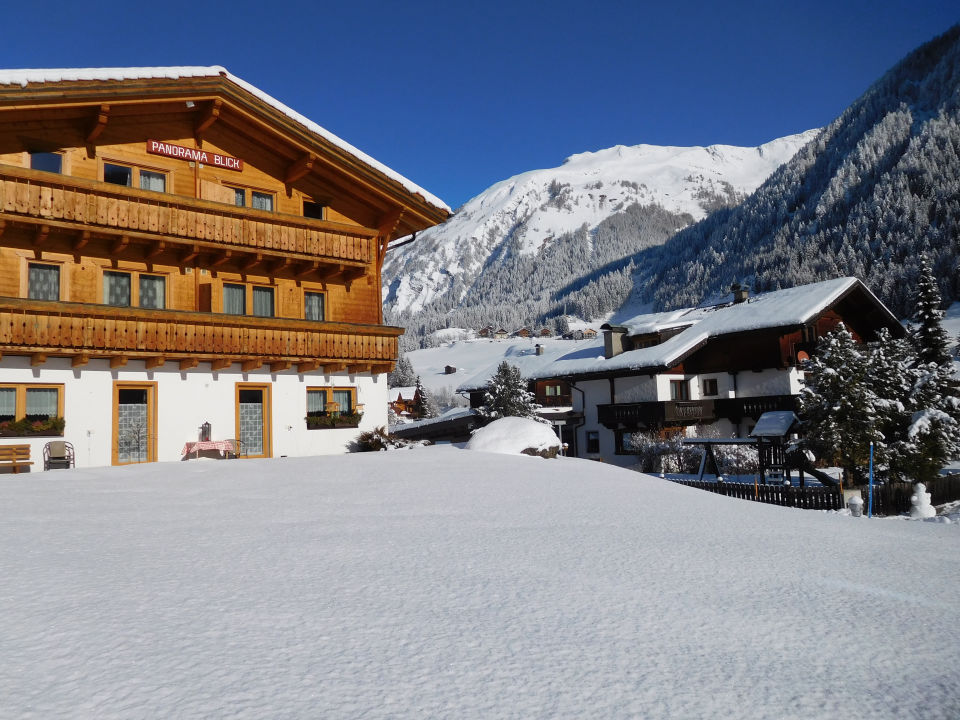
529, 277, 874, 379
0, 66, 449, 213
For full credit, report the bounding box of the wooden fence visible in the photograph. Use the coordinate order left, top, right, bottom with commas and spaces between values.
672, 474, 960, 515
856, 474, 960, 516
671, 478, 844, 510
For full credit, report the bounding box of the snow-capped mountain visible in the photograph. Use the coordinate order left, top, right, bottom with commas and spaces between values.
383, 131, 817, 317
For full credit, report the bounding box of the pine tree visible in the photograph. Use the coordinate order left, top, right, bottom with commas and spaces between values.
388, 354, 416, 387
863, 328, 915, 480
902, 256, 960, 483
800, 324, 880, 485
413, 376, 440, 420
910, 256, 952, 366
478, 361, 545, 422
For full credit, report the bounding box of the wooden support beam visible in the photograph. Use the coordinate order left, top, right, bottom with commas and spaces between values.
297, 360, 321, 374
295, 261, 319, 279
194, 99, 223, 137
146, 241, 166, 259
179, 245, 199, 265
30, 353, 47, 367
0, 220, 6, 238
371, 363, 394, 375
86, 104, 110, 144
317, 263, 345, 281
270, 360, 291, 373
324, 363, 346, 374
110, 356, 127, 369
285, 152, 316, 184
211, 358, 232, 371
241, 358, 262, 372
111, 235, 129, 255
179, 358, 199, 371
145, 356, 165, 370
269, 256, 291, 274
73, 230, 90, 252
347, 363, 372, 374
211, 250, 232, 268
242, 252, 263, 272
33, 224, 50, 247
71, 354, 90, 368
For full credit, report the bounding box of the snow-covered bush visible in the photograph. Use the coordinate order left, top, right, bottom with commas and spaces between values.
467, 417, 560, 457
350, 427, 429, 452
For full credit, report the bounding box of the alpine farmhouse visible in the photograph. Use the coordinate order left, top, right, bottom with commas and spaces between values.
456, 278, 904, 466
0, 67, 448, 467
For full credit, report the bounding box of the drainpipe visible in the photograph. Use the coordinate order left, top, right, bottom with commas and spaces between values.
568, 380, 587, 457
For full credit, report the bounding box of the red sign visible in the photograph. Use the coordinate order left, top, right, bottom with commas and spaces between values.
146, 140, 243, 171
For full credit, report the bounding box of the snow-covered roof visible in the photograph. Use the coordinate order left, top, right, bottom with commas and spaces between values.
391, 386, 418, 401
456, 342, 597, 393
749, 411, 800, 438
530, 277, 893, 380
0, 66, 449, 214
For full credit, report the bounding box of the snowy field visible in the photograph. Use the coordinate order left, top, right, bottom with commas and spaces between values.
1, 448, 958, 719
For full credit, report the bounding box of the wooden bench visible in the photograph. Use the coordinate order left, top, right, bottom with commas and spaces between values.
0, 444, 33, 473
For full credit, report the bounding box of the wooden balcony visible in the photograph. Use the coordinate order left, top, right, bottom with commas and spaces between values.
598, 395, 799, 429
0, 164, 376, 276
0, 297, 399, 373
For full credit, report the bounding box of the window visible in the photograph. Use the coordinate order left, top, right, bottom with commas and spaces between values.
252, 286, 274, 318
303, 200, 325, 219
304, 291, 325, 321
223, 283, 246, 315
104, 271, 132, 306
30, 152, 62, 174
702, 378, 718, 397
0, 384, 64, 431
28, 263, 60, 301
586, 430, 600, 454
230, 187, 275, 212
544, 384, 561, 396
139, 274, 166, 309
670, 379, 690, 401
103, 270, 167, 308
251, 191, 273, 211
307, 388, 357, 415
103, 162, 167, 192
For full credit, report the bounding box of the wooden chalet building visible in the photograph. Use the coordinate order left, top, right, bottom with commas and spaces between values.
0, 67, 448, 467
525, 278, 904, 467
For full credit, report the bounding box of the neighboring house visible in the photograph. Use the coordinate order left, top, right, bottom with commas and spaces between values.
513, 327, 532, 338
477, 325, 495, 338
390, 386, 421, 418
494, 328, 509, 340
538, 327, 553, 337
581, 328, 598, 339
0, 67, 448, 468
526, 278, 903, 467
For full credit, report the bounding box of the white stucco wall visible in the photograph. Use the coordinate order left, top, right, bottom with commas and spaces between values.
0, 356, 387, 470
734, 368, 801, 397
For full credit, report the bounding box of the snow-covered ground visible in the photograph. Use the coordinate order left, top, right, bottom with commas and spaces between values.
1, 450, 957, 719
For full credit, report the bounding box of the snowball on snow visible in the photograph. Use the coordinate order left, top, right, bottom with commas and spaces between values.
466, 416, 561, 455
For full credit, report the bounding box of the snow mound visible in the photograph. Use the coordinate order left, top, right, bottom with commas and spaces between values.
467, 417, 560, 456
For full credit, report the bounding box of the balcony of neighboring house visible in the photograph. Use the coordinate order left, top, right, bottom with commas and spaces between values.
0, 164, 374, 282
597, 395, 799, 430
0, 296, 400, 373
597, 400, 716, 429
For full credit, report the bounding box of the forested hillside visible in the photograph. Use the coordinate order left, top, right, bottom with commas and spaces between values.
635, 25, 960, 316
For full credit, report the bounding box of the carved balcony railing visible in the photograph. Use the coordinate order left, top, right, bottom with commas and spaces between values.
0, 164, 375, 269
598, 395, 799, 429
0, 297, 399, 373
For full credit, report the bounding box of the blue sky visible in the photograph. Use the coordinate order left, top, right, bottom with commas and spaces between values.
3, 1, 957, 209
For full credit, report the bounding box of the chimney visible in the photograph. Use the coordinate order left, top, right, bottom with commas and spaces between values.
731, 282, 749, 304
601, 324, 629, 359
535, 344, 544, 356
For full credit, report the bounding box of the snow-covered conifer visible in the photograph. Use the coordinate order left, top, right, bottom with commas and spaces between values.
478, 361, 545, 422
800, 324, 880, 484
414, 376, 440, 420
910, 256, 952, 366
389, 354, 417, 387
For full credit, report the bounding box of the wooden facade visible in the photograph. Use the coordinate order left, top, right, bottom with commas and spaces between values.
0, 68, 448, 372
0, 67, 448, 467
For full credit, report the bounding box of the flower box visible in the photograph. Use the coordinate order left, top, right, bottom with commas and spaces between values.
305, 413, 363, 430
0, 417, 66, 437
